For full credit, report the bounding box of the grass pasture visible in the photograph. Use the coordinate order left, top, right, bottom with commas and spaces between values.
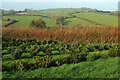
73, 12, 118, 26
64, 18, 97, 26
2, 15, 56, 27
25, 8, 85, 17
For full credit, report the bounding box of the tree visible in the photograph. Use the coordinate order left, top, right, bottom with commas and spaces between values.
51, 15, 64, 25
30, 18, 46, 28
93, 9, 98, 12
24, 8, 28, 12
8, 9, 16, 15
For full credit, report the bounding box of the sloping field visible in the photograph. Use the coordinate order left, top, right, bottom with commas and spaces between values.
64, 18, 98, 27
2, 57, 119, 78
24, 8, 85, 17
2, 15, 56, 27
73, 12, 118, 26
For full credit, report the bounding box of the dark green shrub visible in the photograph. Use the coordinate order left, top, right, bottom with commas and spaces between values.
97, 44, 105, 51
2, 50, 9, 55
3, 54, 12, 61
110, 44, 116, 48
7, 46, 14, 54
33, 55, 52, 68
51, 50, 60, 55
45, 48, 53, 55
108, 48, 118, 57
11, 49, 23, 60
86, 52, 101, 61
30, 50, 37, 57
30, 46, 40, 56
19, 45, 26, 50
37, 51, 46, 56
86, 44, 95, 52
81, 47, 89, 52
11, 61, 20, 71
37, 41, 41, 45
30, 45, 37, 51
20, 53, 31, 58
100, 52, 109, 59
40, 45, 47, 53
2, 62, 12, 71
104, 44, 110, 50
73, 48, 80, 53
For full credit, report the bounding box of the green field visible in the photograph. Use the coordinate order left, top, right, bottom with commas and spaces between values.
2, 15, 56, 27
73, 12, 118, 26
2, 21, 9, 25
2, 57, 119, 78
24, 8, 85, 17
2, 9, 118, 27
64, 18, 96, 26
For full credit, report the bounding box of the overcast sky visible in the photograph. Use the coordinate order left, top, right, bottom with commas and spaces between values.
2, 0, 119, 2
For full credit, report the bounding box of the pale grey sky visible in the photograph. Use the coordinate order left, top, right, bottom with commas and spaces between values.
2, 0, 119, 2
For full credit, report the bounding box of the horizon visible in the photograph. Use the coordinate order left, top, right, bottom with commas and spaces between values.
1, 2, 118, 11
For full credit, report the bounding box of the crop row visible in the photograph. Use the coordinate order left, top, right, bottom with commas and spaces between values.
2, 38, 119, 60
2, 46, 120, 71
2, 27, 119, 43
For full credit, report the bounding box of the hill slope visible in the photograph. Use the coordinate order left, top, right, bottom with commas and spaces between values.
2, 57, 119, 78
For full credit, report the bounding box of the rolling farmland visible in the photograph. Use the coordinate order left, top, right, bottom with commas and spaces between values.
73, 12, 118, 26
2, 8, 119, 79
2, 15, 56, 27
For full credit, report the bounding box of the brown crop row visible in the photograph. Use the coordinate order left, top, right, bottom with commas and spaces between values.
2, 26, 120, 44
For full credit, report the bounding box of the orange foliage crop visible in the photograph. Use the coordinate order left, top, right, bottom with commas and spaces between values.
2, 26, 119, 44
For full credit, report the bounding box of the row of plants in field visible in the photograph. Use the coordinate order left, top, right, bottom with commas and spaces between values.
2, 27, 119, 43
2, 38, 119, 60
2, 38, 120, 71
2, 46, 120, 71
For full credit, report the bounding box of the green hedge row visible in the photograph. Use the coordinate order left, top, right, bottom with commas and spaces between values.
2, 46, 120, 71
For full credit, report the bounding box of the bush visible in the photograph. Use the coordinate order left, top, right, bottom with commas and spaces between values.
70, 52, 87, 63
40, 45, 47, 53
2, 50, 9, 55
37, 41, 41, 45
98, 44, 105, 51
104, 44, 110, 50
3, 54, 12, 61
86, 44, 95, 52
37, 51, 46, 56
20, 53, 31, 58
86, 52, 101, 61
51, 50, 60, 55
19, 45, 26, 50
30, 18, 46, 28
108, 48, 118, 57
100, 52, 109, 59
7, 47, 14, 54
11, 49, 23, 60
81, 47, 89, 52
